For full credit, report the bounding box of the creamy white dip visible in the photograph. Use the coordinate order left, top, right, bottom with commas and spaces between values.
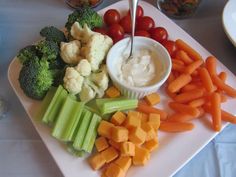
117, 49, 160, 87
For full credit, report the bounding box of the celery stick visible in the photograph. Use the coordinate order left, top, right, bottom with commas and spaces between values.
73, 110, 92, 150
52, 96, 84, 141
42, 85, 68, 125
95, 97, 124, 109
82, 114, 101, 152
87, 127, 97, 153
101, 99, 138, 115
36, 87, 56, 121
66, 143, 86, 157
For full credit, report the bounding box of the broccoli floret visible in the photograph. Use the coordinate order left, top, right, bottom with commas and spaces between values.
65, 6, 103, 31
19, 58, 53, 100
36, 40, 59, 61
17, 45, 40, 64
40, 26, 66, 44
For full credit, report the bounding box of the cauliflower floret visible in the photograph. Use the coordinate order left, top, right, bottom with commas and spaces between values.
75, 59, 92, 76
81, 34, 113, 71
70, 22, 96, 43
90, 66, 109, 90
60, 40, 81, 64
63, 67, 84, 94
79, 83, 96, 102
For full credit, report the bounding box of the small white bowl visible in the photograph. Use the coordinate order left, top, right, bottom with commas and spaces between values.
106, 36, 172, 99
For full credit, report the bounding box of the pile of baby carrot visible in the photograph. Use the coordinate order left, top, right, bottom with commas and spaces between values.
161, 39, 236, 132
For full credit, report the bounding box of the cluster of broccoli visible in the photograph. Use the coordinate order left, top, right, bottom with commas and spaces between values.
18, 26, 66, 100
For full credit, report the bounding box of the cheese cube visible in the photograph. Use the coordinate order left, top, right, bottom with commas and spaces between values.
89, 152, 106, 170
133, 146, 150, 166
105, 163, 125, 177
98, 120, 114, 139
148, 113, 161, 131
111, 126, 129, 142
145, 93, 161, 105
101, 147, 119, 163
144, 138, 159, 152
129, 127, 146, 145
108, 139, 121, 150
114, 156, 132, 172
124, 111, 141, 129
120, 141, 135, 156
111, 111, 126, 126
95, 137, 109, 152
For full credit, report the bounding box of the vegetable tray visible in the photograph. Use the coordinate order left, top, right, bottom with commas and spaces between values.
8, 1, 236, 177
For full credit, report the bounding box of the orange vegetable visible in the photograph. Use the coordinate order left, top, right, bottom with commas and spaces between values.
188, 98, 206, 107
167, 113, 196, 122
144, 138, 159, 152
167, 72, 175, 84
101, 146, 119, 163
120, 141, 135, 156
174, 88, 205, 103
218, 72, 227, 82
95, 137, 109, 152
181, 83, 200, 92
105, 86, 121, 98
198, 67, 214, 92
211, 75, 236, 97
172, 63, 185, 72
114, 156, 132, 172
184, 59, 203, 74
133, 146, 150, 166
111, 111, 126, 126
169, 102, 200, 117
168, 74, 192, 93
89, 153, 106, 170
144, 93, 161, 106
159, 121, 194, 132
205, 56, 217, 76
175, 50, 193, 64
105, 163, 125, 177
111, 126, 129, 143
175, 39, 203, 61
137, 102, 168, 120
128, 127, 146, 145
98, 120, 115, 139
172, 58, 185, 66
210, 92, 221, 131
165, 86, 177, 99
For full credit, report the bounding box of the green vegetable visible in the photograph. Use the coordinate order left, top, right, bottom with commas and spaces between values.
42, 85, 68, 125
96, 98, 138, 115
52, 96, 84, 141
18, 58, 53, 100
66, 143, 86, 157
40, 26, 66, 44
17, 45, 40, 64
81, 113, 101, 152
36, 40, 59, 62
73, 110, 92, 150
65, 6, 103, 31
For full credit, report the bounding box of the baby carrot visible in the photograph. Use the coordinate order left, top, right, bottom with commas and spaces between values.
169, 102, 200, 117
218, 72, 227, 82
168, 74, 192, 93
175, 39, 203, 61
175, 50, 193, 65
172, 59, 185, 66
221, 110, 236, 124
167, 113, 196, 122
172, 63, 185, 73
174, 88, 205, 103
181, 83, 201, 92
198, 67, 214, 93
210, 92, 221, 131
205, 56, 217, 76
165, 86, 177, 99
211, 75, 236, 97
137, 102, 168, 120
184, 59, 203, 75
188, 98, 206, 107
167, 72, 175, 84
160, 121, 194, 132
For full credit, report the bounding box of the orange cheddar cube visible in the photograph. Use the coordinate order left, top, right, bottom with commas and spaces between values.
124, 111, 141, 129
144, 138, 159, 152
120, 141, 135, 156
108, 139, 121, 150
141, 122, 156, 141
145, 93, 161, 106
105, 163, 125, 177
133, 146, 150, 166
129, 127, 146, 145
106, 86, 121, 98
140, 113, 148, 123
98, 120, 114, 139
111, 112, 126, 126
148, 113, 161, 131
89, 152, 106, 170
114, 156, 132, 172
101, 147, 119, 163
111, 126, 129, 143
95, 137, 109, 152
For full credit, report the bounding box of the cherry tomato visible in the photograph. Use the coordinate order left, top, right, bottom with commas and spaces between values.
149, 27, 168, 43
119, 15, 132, 33
162, 40, 177, 57
108, 24, 124, 42
135, 30, 150, 37
128, 5, 144, 18
93, 27, 107, 35
136, 16, 155, 31
104, 9, 121, 26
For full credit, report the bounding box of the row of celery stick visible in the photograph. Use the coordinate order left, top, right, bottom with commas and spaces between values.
39, 85, 138, 156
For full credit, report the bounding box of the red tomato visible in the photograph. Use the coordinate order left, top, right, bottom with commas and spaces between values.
108, 24, 124, 42
149, 27, 168, 43
135, 30, 150, 37
104, 9, 121, 26
136, 16, 155, 31
119, 15, 132, 33
128, 5, 144, 18
162, 40, 177, 57
93, 27, 107, 35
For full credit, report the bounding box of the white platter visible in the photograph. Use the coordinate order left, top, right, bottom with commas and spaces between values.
223, 0, 236, 47
8, 1, 236, 177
